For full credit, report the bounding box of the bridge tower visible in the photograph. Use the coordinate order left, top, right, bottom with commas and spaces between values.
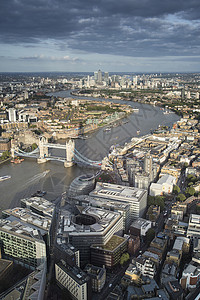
64, 139, 75, 168
37, 136, 48, 164
10, 140, 19, 158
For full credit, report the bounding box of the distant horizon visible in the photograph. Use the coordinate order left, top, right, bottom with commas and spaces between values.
0, 71, 200, 75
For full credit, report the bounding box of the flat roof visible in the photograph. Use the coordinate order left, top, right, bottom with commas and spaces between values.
90, 182, 146, 202
131, 218, 151, 229
92, 235, 127, 252
57, 206, 121, 243
2, 207, 52, 232
158, 174, 176, 185
21, 197, 55, 217
57, 260, 90, 285
74, 194, 130, 210
0, 218, 44, 242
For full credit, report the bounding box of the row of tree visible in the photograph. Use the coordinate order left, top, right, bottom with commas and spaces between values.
0, 150, 10, 162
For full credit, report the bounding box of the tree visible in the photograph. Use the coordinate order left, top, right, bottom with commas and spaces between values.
120, 253, 130, 265
187, 174, 196, 181
173, 185, 180, 195
31, 143, 38, 151
177, 193, 186, 202
185, 187, 195, 197
145, 228, 155, 243
0, 150, 10, 161
155, 195, 165, 211
147, 195, 155, 207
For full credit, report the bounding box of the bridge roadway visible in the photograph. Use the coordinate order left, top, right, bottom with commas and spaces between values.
13, 134, 151, 167
44, 143, 66, 149
13, 146, 102, 167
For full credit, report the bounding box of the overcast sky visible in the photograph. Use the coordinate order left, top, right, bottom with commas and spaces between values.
0, 0, 200, 73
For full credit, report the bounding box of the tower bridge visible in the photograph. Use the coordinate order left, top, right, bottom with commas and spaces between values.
11, 136, 102, 168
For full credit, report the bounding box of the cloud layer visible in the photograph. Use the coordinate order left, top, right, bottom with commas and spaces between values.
0, 0, 200, 71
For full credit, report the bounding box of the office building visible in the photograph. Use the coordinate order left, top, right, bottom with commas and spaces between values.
55, 260, 92, 300
8, 108, 17, 122
91, 235, 128, 268
94, 71, 98, 82
84, 264, 106, 292
133, 172, 151, 190
56, 206, 123, 265
2, 207, 54, 254
144, 152, 153, 179
97, 70, 102, 83
128, 235, 140, 255
0, 262, 46, 300
72, 194, 131, 232
55, 243, 80, 267
131, 257, 156, 279
130, 218, 152, 237
104, 72, 109, 83
0, 218, 46, 269
150, 174, 176, 196
20, 196, 55, 218
187, 214, 200, 240
180, 261, 200, 290
89, 182, 147, 221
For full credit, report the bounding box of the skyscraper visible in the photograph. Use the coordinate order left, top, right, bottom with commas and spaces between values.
104, 72, 109, 83
94, 71, 98, 82
144, 152, 153, 180
8, 108, 17, 122
97, 69, 102, 83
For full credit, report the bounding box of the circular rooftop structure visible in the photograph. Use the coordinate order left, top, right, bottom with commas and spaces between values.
74, 214, 97, 226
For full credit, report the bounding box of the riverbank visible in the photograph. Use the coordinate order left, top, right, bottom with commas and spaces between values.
41, 93, 134, 140
0, 93, 180, 214
70, 89, 182, 117
0, 157, 11, 165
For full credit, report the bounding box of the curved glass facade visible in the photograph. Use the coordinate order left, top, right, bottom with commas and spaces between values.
68, 174, 96, 198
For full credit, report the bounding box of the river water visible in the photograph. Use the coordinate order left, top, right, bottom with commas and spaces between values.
0, 90, 180, 212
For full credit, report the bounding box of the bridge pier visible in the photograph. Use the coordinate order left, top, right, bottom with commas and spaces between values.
64, 160, 74, 168
37, 157, 47, 164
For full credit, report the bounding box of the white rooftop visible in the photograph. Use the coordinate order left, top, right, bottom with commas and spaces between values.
90, 182, 146, 202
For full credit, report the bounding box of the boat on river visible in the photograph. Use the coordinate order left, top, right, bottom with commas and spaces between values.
31, 190, 47, 197
0, 175, 11, 182
11, 158, 24, 164
104, 127, 111, 132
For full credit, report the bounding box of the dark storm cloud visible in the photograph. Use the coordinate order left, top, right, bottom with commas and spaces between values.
0, 0, 200, 56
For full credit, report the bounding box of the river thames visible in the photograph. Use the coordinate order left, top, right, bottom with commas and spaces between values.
0, 91, 180, 212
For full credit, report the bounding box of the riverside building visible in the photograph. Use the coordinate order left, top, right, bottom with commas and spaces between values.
0, 218, 46, 269
2, 207, 53, 255
89, 182, 147, 221
20, 196, 55, 218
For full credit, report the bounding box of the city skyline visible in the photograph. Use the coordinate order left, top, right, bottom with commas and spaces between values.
0, 0, 200, 73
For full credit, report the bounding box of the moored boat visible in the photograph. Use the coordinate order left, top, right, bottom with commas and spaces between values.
11, 158, 24, 164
